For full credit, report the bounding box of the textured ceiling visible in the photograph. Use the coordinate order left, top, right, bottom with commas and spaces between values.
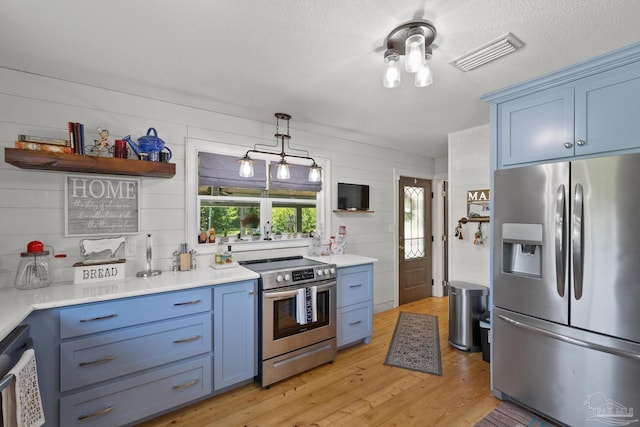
2, 0, 640, 158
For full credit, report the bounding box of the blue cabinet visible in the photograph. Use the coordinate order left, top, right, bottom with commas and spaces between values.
488, 42, 640, 168
574, 62, 640, 157
24, 280, 258, 427
497, 85, 574, 166
213, 280, 257, 391
336, 264, 373, 348
58, 288, 213, 426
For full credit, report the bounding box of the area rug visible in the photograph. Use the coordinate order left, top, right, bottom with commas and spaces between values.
384, 312, 442, 376
475, 401, 560, 427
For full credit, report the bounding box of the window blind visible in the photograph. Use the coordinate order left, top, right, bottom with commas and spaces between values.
198, 152, 267, 189
270, 162, 322, 192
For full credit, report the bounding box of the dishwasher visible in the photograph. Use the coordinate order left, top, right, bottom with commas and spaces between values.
0, 324, 31, 427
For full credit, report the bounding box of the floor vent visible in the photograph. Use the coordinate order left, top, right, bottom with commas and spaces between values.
449, 33, 524, 72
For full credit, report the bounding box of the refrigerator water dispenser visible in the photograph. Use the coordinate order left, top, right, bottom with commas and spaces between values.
502, 223, 542, 278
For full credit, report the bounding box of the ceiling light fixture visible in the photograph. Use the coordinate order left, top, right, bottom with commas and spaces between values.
383, 19, 436, 88
238, 113, 322, 182
449, 33, 524, 72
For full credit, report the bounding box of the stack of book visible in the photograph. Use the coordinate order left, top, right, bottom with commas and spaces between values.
15, 134, 73, 154
68, 122, 85, 154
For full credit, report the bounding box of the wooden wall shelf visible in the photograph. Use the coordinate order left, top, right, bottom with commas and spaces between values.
4, 148, 175, 178
333, 209, 375, 214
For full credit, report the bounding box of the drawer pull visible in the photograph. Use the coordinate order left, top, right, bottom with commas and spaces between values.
78, 405, 114, 420
349, 284, 363, 288
173, 335, 202, 344
349, 320, 363, 326
172, 379, 200, 390
79, 313, 118, 323
173, 299, 202, 306
79, 355, 116, 367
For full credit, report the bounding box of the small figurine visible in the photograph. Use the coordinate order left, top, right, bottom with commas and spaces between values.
263, 221, 272, 240
90, 128, 111, 157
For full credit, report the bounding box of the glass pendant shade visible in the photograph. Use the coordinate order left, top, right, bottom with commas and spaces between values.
276, 159, 290, 180
383, 52, 401, 88
415, 54, 433, 87
238, 155, 255, 177
308, 163, 322, 182
405, 31, 425, 73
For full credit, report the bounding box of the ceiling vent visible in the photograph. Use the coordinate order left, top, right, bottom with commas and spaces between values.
449, 33, 524, 72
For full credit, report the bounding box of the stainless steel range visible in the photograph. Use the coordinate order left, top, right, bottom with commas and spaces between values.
239, 256, 337, 388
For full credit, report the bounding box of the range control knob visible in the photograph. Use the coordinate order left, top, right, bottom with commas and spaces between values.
317, 269, 323, 276
276, 275, 283, 282
323, 268, 330, 275
284, 273, 291, 281
329, 267, 336, 274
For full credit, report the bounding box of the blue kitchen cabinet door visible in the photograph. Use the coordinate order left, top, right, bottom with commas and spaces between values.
498, 85, 575, 167
336, 264, 373, 348
574, 61, 640, 156
213, 280, 257, 391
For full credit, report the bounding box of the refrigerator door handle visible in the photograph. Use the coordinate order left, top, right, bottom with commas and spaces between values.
572, 183, 584, 300
498, 314, 640, 362
555, 184, 566, 297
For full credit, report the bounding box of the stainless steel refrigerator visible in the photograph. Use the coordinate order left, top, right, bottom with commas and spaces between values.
493, 154, 640, 426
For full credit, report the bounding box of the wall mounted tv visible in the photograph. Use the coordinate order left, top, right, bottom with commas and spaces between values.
337, 183, 370, 211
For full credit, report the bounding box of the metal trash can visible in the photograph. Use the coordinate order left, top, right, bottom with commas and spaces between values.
448, 281, 488, 352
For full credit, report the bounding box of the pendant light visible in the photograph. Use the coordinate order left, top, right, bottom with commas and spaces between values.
237, 113, 322, 182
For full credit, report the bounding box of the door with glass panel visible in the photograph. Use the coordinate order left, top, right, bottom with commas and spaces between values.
399, 176, 432, 304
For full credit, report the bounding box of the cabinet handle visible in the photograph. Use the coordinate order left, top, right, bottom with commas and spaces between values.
172, 379, 200, 390
349, 284, 363, 288
173, 335, 201, 344
79, 313, 117, 323
575, 139, 586, 146
78, 355, 116, 367
249, 290, 255, 295
173, 299, 202, 306
563, 142, 573, 149
78, 405, 114, 420
349, 320, 363, 326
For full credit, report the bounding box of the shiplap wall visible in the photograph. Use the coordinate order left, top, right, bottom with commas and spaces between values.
0, 68, 440, 312
448, 124, 491, 288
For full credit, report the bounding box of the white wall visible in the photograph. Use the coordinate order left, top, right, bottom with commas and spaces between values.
447, 124, 491, 287
0, 68, 437, 312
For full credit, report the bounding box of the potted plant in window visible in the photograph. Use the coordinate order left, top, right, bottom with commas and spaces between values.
241, 212, 260, 236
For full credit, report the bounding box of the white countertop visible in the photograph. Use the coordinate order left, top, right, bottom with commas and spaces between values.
0, 254, 376, 342
0, 265, 259, 342
307, 254, 377, 267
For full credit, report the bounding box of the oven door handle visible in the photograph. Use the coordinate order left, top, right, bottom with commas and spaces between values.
264, 281, 335, 300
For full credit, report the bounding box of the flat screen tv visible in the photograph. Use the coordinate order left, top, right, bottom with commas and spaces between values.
337, 183, 370, 211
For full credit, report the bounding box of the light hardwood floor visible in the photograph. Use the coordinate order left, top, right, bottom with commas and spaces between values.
137, 297, 501, 427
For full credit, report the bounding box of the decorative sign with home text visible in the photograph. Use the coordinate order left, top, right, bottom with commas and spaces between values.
66, 175, 140, 236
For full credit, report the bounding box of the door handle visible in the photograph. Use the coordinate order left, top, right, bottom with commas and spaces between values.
555, 184, 566, 297
573, 183, 584, 300
498, 314, 640, 361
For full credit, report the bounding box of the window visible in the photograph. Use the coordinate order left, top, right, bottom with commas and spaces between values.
186, 139, 327, 253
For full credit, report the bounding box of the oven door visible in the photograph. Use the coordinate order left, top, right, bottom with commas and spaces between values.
262, 279, 336, 360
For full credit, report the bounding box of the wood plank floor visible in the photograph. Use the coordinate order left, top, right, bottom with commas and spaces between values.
136, 297, 501, 427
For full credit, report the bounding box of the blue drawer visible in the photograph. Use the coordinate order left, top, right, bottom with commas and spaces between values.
337, 264, 372, 307
60, 288, 211, 339
59, 356, 212, 427
337, 301, 372, 347
60, 313, 212, 391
